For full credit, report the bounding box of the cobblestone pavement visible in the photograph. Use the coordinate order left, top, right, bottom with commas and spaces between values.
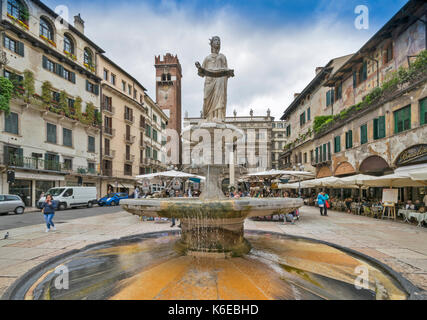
0, 205, 426, 297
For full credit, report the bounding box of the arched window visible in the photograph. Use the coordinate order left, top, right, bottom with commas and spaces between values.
167, 73, 171, 81
84, 48, 93, 65
7, 0, 28, 23
40, 17, 53, 40
64, 34, 74, 54
162, 74, 166, 81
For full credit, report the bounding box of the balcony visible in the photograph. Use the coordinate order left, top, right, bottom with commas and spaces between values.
102, 104, 115, 115
124, 114, 134, 124
103, 149, 116, 159
103, 126, 116, 137
125, 155, 135, 164
124, 134, 136, 144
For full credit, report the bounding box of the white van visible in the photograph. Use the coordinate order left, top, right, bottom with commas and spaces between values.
38, 187, 97, 211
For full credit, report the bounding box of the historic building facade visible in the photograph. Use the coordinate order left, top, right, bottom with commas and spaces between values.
0, 0, 103, 206
184, 110, 287, 177
279, 55, 353, 172
98, 55, 168, 195
280, 0, 427, 201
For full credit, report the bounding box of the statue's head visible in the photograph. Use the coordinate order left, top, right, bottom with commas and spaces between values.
209, 36, 221, 53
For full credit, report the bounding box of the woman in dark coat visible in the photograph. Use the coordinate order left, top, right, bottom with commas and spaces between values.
41, 194, 57, 232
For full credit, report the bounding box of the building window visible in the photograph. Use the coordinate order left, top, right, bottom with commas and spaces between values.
153, 129, 158, 142
3, 35, 24, 56
334, 136, 341, 153
345, 130, 353, 149
384, 42, 393, 64
146, 146, 151, 159
63, 128, 72, 147
84, 48, 93, 66
153, 149, 158, 161
122, 81, 126, 92
52, 91, 60, 103
353, 71, 357, 88
63, 158, 72, 170
327, 142, 331, 161
326, 89, 335, 107
40, 17, 54, 40
124, 164, 132, 176
145, 125, 151, 137
359, 61, 368, 83
420, 97, 427, 126
307, 107, 311, 121
304, 153, 307, 164
7, 0, 28, 23
336, 82, 342, 100
103, 69, 109, 81
373, 116, 386, 139
360, 124, 368, 145
394, 105, 411, 134
88, 162, 95, 174
86, 80, 99, 95
299, 112, 306, 126
111, 74, 116, 85
43, 56, 55, 72
88, 136, 95, 152
128, 84, 132, 95
5, 112, 19, 135
47, 123, 57, 144
64, 34, 74, 54
153, 114, 157, 123
286, 125, 291, 137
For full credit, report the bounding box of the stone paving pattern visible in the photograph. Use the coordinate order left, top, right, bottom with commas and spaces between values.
0, 206, 426, 297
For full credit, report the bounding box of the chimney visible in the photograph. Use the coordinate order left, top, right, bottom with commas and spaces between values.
74, 14, 85, 34
315, 67, 323, 75
294, 93, 300, 99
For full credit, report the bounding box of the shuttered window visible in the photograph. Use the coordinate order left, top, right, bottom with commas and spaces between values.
307, 107, 311, 121
86, 80, 99, 95
88, 136, 95, 152
394, 105, 411, 134
42, 56, 75, 83
3, 34, 24, 56
334, 135, 341, 153
5, 112, 18, 135
327, 142, 331, 161
360, 124, 368, 145
345, 130, 353, 149
353, 71, 357, 88
420, 97, 427, 126
63, 128, 72, 147
46, 123, 57, 144
373, 116, 386, 139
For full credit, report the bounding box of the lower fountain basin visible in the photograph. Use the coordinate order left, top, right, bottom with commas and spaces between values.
121, 197, 303, 256
3, 231, 414, 300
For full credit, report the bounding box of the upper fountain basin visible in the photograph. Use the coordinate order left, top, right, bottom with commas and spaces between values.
120, 197, 304, 219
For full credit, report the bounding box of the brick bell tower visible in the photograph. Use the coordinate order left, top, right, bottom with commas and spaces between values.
155, 53, 182, 164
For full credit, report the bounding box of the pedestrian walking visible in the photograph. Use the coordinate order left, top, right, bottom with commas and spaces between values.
317, 191, 327, 216
41, 194, 57, 232
134, 187, 140, 199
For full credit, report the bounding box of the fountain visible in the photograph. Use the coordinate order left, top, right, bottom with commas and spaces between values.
121, 35, 303, 257
3, 37, 422, 301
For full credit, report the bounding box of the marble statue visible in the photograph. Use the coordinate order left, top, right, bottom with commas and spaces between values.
196, 36, 234, 121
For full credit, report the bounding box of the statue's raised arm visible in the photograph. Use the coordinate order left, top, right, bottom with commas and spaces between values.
196, 36, 234, 121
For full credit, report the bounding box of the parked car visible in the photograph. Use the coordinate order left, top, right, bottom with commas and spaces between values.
38, 187, 98, 211
0, 194, 25, 215
98, 193, 129, 206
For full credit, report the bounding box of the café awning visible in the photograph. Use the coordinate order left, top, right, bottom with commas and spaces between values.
394, 164, 427, 182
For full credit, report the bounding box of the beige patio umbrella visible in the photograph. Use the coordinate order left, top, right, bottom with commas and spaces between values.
394, 164, 427, 182
361, 173, 427, 188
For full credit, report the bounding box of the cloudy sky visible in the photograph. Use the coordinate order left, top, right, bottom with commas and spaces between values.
44, 0, 408, 119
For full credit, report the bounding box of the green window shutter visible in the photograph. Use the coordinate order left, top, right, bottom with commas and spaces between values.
421, 98, 427, 125
353, 71, 357, 88
349, 130, 353, 148
378, 116, 386, 138
326, 90, 330, 106
94, 84, 99, 95
322, 144, 327, 162
315, 147, 318, 163
70, 72, 76, 84
307, 108, 311, 121
362, 61, 367, 81
86, 80, 90, 91
42, 56, 48, 69
327, 142, 331, 161
360, 124, 367, 145
17, 41, 24, 57
373, 118, 379, 140
331, 89, 335, 104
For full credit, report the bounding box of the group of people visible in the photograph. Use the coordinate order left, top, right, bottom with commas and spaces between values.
317, 191, 330, 216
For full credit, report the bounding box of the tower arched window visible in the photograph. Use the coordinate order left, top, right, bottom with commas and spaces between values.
162, 74, 166, 81
64, 34, 74, 54
40, 17, 53, 40
7, 0, 28, 23
84, 48, 93, 66
167, 73, 171, 81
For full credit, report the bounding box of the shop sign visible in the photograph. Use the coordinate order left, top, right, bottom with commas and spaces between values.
396, 144, 427, 166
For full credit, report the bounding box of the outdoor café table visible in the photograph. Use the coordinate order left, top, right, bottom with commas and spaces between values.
398, 209, 425, 226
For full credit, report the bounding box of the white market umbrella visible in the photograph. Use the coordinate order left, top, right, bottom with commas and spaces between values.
361, 173, 427, 188
135, 170, 205, 181
394, 164, 427, 182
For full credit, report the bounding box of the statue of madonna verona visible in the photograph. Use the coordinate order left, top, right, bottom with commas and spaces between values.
195, 36, 234, 121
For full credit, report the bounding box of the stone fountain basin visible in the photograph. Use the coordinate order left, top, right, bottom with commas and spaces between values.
120, 198, 303, 219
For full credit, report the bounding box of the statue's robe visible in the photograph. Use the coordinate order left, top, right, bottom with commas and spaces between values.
202, 53, 228, 121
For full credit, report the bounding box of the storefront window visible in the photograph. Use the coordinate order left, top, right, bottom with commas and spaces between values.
9, 180, 32, 206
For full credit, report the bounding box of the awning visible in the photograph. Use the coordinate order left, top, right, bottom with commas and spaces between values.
395, 164, 427, 181
14, 172, 65, 181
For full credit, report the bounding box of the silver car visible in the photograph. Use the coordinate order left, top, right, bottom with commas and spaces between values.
0, 194, 26, 215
